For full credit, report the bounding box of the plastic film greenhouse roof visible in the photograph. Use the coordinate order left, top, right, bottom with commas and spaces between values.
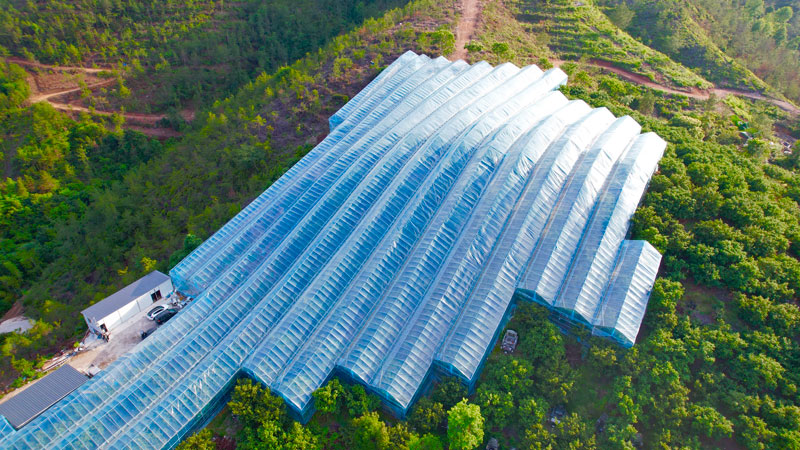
0, 51, 664, 449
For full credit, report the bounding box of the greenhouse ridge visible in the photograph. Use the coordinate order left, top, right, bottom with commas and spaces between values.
0, 51, 665, 449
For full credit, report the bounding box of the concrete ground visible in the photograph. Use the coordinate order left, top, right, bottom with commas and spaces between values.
69, 298, 171, 373
0, 298, 176, 406
0, 316, 33, 334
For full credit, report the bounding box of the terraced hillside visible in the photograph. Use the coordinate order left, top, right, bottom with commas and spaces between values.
600, 0, 800, 102
499, 0, 712, 89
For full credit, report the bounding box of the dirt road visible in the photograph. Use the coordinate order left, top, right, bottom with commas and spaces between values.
6, 57, 111, 74
447, 1, 798, 115
47, 101, 166, 124
560, 59, 800, 116
28, 78, 116, 104
12, 58, 182, 137
452, 0, 481, 61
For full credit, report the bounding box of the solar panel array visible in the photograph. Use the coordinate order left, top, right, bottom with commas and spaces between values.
0, 51, 664, 449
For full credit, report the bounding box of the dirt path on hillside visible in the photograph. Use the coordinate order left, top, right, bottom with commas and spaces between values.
452, 0, 481, 60
29, 79, 116, 103
557, 59, 800, 116
48, 101, 183, 137
6, 57, 111, 74
47, 102, 166, 124
11, 58, 186, 138
447, 1, 797, 115
0, 301, 23, 322
29, 86, 178, 137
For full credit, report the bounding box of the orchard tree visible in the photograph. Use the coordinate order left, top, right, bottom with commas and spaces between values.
313, 378, 345, 414
447, 399, 484, 450
408, 397, 446, 433
284, 422, 319, 450
352, 412, 390, 450
432, 377, 467, 410
408, 434, 444, 450
228, 378, 287, 428
387, 422, 416, 450
176, 429, 215, 450
345, 384, 380, 417
475, 388, 514, 431
690, 405, 733, 439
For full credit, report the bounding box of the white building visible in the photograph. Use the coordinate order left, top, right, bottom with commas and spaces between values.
81, 271, 173, 335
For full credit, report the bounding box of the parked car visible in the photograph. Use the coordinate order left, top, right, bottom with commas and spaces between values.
501, 329, 518, 353
140, 326, 158, 340
147, 305, 166, 320
154, 309, 179, 325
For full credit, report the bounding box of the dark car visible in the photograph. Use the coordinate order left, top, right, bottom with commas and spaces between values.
153, 308, 179, 325
140, 326, 158, 340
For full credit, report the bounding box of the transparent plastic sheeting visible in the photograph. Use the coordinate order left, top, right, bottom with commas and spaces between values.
0, 52, 665, 449
0, 416, 14, 441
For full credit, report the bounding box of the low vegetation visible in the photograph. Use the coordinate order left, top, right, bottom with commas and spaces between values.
600, 0, 800, 102
467, 0, 713, 89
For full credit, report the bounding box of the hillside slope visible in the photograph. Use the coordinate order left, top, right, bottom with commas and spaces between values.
600, 0, 800, 103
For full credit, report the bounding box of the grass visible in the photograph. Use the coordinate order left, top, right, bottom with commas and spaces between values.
469, 0, 713, 89
205, 405, 242, 438
681, 281, 745, 330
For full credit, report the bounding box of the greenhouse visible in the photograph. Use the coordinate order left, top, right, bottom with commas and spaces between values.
0, 51, 664, 449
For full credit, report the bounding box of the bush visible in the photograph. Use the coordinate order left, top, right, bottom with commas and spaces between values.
408, 397, 446, 433
175, 429, 215, 450
431, 377, 467, 410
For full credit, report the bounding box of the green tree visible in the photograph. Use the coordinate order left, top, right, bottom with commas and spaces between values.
387, 422, 416, 450
176, 429, 215, 450
284, 421, 320, 450
607, 3, 635, 29
553, 413, 596, 449
0, 62, 30, 110
746, 138, 769, 159
636, 91, 656, 116
408, 397, 446, 434
518, 396, 547, 424
345, 383, 380, 417
464, 42, 483, 53
429, 29, 456, 55
228, 378, 287, 428
248, 420, 282, 450
475, 387, 514, 431
313, 377, 345, 414
408, 434, 443, 450
352, 411, 390, 450
690, 404, 733, 439
431, 377, 467, 410
169, 234, 204, 268
141, 256, 157, 272
491, 42, 510, 60
447, 399, 484, 450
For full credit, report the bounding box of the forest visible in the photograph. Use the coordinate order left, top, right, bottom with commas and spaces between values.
1, 0, 799, 448
1, 0, 408, 113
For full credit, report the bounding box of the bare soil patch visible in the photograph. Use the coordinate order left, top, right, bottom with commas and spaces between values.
452, 0, 482, 61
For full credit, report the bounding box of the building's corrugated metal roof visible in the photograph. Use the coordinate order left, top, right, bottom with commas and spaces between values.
0, 365, 88, 429
81, 271, 170, 320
